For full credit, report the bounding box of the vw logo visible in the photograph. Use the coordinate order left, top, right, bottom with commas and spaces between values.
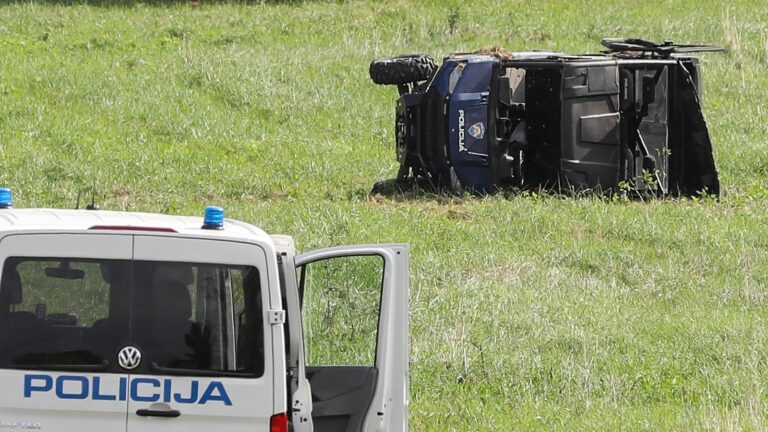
117, 346, 142, 370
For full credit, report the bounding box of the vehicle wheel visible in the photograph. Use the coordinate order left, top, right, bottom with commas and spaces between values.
369, 55, 437, 85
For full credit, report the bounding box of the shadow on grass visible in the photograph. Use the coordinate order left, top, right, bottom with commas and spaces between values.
361, 177, 499, 204
361, 176, 687, 204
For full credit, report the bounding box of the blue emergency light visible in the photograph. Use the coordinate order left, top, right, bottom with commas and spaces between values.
0, 188, 12, 209
202, 206, 224, 230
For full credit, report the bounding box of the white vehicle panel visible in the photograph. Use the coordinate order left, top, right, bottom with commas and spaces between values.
125, 374, 272, 431
0, 233, 133, 259
274, 242, 313, 432
127, 235, 282, 432
0, 370, 128, 432
0, 233, 133, 432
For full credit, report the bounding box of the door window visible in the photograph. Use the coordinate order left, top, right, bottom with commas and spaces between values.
299, 255, 384, 366
0, 257, 130, 369
0, 258, 264, 377
131, 261, 264, 377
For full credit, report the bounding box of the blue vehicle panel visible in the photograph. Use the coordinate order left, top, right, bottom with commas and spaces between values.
443, 58, 496, 192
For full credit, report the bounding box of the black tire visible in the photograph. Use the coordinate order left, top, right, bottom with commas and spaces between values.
369, 55, 437, 85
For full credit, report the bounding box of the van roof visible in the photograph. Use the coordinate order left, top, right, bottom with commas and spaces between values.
0, 208, 275, 245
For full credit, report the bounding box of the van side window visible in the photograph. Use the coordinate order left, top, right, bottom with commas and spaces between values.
0, 258, 130, 369
133, 262, 264, 377
300, 255, 384, 366
14, 260, 111, 326
0, 258, 264, 377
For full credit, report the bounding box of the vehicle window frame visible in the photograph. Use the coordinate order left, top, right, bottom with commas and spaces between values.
297, 253, 386, 367
0, 256, 267, 378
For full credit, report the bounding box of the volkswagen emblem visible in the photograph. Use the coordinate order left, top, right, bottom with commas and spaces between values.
117, 346, 142, 370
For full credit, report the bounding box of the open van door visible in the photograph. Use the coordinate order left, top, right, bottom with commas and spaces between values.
295, 245, 408, 432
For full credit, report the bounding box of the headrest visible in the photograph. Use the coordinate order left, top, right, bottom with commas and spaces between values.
100, 263, 114, 284
0, 265, 23, 305
100, 262, 129, 285
153, 264, 194, 286
153, 281, 192, 321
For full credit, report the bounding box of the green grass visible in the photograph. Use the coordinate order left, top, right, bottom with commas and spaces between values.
2, 0, 768, 430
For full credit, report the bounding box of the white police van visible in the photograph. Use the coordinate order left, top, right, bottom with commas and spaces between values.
0, 188, 409, 432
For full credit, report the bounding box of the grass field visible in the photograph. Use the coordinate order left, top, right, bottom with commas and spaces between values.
2, 0, 768, 430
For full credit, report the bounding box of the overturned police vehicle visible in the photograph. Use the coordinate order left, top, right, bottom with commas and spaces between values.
369, 38, 722, 196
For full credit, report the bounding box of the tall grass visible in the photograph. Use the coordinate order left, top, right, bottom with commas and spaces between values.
1, 0, 768, 430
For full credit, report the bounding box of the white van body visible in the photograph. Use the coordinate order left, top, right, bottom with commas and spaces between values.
0, 208, 408, 432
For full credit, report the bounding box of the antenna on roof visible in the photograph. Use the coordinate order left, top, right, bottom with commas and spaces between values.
86, 179, 99, 211
75, 190, 81, 210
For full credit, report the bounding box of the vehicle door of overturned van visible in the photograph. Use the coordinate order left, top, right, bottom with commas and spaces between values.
0, 234, 134, 432
295, 244, 409, 432
126, 236, 285, 432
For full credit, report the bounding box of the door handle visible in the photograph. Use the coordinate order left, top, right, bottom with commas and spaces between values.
136, 408, 181, 418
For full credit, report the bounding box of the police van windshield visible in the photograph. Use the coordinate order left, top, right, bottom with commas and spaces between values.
0, 258, 263, 377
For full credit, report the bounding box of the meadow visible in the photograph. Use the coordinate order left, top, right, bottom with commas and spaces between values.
1, 0, 768, 429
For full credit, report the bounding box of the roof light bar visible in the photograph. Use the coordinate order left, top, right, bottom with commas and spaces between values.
202, 206, 224, 230
0, 188, 13, 209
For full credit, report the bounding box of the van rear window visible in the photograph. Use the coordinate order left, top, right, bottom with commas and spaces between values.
0, 258, 264, 378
